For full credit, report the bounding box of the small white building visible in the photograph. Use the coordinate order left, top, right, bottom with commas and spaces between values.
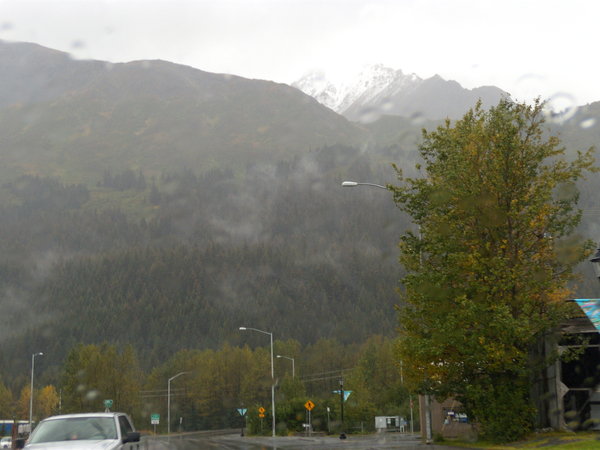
375, 416, 406, 432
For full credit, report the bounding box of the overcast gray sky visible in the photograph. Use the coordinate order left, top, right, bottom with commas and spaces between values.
1, 0, 598, 109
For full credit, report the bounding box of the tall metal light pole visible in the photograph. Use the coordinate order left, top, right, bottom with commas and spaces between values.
342, 179, 427, 440
168, 371, 188, 436
29, 352, 43, 431
276, 355, 295, 379
239, 326, 275, 437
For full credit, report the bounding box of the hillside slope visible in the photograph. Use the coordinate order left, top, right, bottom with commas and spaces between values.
0, 40, 366, 183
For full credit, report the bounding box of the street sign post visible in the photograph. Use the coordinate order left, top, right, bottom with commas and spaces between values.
103, 399, 113, 412
151, 413, 160, 434
237, 408, 247, 436
258, 406, 266, 433
304, 400, 315, 436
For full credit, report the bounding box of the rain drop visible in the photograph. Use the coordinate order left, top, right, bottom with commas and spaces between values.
579, 118, 596, 129
515, 73, 547, 102
380, 98, 394, 112
357, 107, 382, 124
544, 92, 578, 124
85, 389, 100, 401
410, 112, 426, 126
70, 40, 85, 50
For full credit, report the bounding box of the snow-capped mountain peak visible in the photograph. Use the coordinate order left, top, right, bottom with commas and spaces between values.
293, 64, 422, 115
293, 64, 507, 122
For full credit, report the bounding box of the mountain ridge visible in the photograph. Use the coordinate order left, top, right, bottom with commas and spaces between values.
293, 64, 510, 122
0, 40, 366, 183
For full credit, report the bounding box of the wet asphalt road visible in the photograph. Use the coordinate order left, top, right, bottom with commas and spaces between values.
141, 431, 471, 449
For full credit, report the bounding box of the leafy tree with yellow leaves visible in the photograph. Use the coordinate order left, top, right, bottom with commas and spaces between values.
37, 385, 60, 420
0, 379, 14, 419
391, 99, 597, 442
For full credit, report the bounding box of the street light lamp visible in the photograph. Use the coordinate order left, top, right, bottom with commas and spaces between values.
591, 247, 600, 280
341, 180, 387, 190
276, 355, 295, 379
239, 326, 276, 437
168, 371, 189, 436
29, 352, 43, 432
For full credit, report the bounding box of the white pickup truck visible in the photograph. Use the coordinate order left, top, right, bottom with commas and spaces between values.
15, 412, 141, 449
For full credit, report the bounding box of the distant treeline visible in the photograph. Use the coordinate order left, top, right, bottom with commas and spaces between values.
0, 336, 411, 435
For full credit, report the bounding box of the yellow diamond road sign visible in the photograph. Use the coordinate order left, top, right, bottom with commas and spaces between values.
305, 400, 315, 411
258, 407, 266, 414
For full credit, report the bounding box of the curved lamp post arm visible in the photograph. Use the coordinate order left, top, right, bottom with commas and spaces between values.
168, 371, 189, 436
342, 181, 388, 190
276, 355, 295, 379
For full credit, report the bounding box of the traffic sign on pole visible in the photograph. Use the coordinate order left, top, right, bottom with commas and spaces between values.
332, 390, 353, 401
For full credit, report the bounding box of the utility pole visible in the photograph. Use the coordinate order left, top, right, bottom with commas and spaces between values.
339, 378, 346, 439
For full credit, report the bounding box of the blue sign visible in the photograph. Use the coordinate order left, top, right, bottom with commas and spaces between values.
237, 408, 247, 416
575, 299, 600, 331
332, 390, 353, 401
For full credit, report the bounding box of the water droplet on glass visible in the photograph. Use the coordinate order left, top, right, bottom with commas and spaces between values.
70, 40, 85, 50
544, 92, 578, 124
580, 118, 596, 129
380, 98, 394, 112
357, 106, 382, 124
515, 73, 547, 102
410, 112, 426, 126
85, 390, 100, 401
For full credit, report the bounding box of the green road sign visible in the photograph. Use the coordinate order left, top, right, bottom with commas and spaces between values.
103, 399, 113, 409
151, 413, 160, 425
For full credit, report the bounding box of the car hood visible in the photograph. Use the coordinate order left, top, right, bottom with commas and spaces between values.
25, 439, 120, 449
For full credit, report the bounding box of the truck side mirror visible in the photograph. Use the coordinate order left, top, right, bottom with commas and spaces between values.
123, 431, 141, 443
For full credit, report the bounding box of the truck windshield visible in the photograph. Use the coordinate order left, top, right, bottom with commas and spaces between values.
29, 417, 117, 443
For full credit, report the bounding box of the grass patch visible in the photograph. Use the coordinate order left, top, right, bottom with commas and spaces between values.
441, 432, 600, 449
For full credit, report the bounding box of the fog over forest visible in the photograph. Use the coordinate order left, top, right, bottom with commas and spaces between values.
0, 40, 599, 393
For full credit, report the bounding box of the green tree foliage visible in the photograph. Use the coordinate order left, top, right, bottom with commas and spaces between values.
61, 343, 142, 416
391, 99, 597, 442
0, 379, 14, 419
16, 386, 30, 421
37, 385, 60, 420
139, 337, 404, 435
346, 336, 408, 416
